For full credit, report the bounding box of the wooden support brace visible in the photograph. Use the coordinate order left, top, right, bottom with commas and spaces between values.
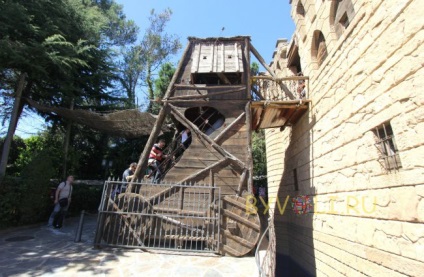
145, 158, 229, 207
169, 104, 246, 171
236, 168, 248, 196
250, 43, 276, 79
245, 101, 254, 193
128, 42, 192, 189
213, 111, 246, 145
107, 198, 146, 247
174, 84, 245, 90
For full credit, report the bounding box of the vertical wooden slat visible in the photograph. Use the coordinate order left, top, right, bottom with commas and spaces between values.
244, 38, 251, 99
195, 43, 202, 73
221, 43, 225, 72
235, 42, 240, 72
210, 43, 215, 72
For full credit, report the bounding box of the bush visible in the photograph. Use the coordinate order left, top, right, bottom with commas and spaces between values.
0, 151, 55, 228
0, 177, 22, 227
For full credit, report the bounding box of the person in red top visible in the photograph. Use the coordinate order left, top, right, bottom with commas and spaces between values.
148, 139, 168, 183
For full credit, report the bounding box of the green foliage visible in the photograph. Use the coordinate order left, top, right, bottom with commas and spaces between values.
11, 132, 62, 177
0, 177, 22, 227
119, 9, 181, 110
18, 150, 56, 224
0, 136, 25, 175
252, 130, 267, 177
251, 62, 260, 76
151, 62, 176, 114
0, 150, 55, 227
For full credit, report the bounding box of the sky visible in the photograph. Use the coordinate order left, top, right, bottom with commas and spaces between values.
7, 0, 295, 138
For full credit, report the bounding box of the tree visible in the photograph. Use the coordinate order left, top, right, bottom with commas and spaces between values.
118, 9, 181, 110
0, 0, 138, 181
252, 130, 267, 177
151, 62, 176, 114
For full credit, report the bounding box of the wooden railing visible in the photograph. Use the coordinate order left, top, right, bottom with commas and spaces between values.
251, 76, 309, 101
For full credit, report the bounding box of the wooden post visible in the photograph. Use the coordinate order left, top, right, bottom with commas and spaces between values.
244, 37, 251, 100
128, 42, 191, 189
245, 101, 254, 194
0, 73, 26, 183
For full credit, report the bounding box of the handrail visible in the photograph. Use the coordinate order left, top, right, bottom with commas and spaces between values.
251, 75, 309, 101
255, 218, 276, 277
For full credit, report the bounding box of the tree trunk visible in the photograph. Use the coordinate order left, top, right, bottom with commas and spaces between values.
62, 98, 75, 179
146, 61, 155, 112
0, 73, 27, 183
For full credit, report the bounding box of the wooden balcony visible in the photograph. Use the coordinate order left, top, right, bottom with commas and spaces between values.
250, 76, 310, 130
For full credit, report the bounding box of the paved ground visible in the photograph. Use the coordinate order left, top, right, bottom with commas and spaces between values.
0, 214, 259, 277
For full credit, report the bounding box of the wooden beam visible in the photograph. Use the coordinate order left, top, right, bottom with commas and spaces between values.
223, 195, 256, 213
251, 76, 310, 81
217, 73, 231, 85
245, 101, 254, 194
222, 229, 255, 248
128, 42, 191, 189
236, 168, 248, 196
153, 207, 206, 217
222, 245, 242, 256
244, 37, 251, 99
251, 99, 311, 106
266, 103, 309, 109
213, 111, 246, 145
107, 198, 145, 247
174, 84, 245, 90
168, 86, 246, 100
250, 43, 275, 78
169, 104, 247, 171
223, 209, 260, 230
145, 158, 229, 207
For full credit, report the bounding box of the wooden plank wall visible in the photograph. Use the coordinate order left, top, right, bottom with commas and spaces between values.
191, 42, 244, 73
163, 102, 248, 195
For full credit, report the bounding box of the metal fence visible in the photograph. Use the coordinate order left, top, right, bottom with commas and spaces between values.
94, 180, 221, 254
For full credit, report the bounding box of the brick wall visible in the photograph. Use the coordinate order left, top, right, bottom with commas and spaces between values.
265, 0, 424, 275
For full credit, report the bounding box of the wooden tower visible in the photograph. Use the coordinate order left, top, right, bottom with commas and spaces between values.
114, 36, 310, 256
135, 36, 255, 196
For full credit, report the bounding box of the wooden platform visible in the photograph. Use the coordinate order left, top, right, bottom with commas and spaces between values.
251, 100, 310, 130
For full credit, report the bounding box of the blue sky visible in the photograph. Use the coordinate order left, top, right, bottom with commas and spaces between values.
119, 0, 294, 64
9, 0, 295, 138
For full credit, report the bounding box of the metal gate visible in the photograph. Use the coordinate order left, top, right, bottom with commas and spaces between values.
94, 180, 221, 254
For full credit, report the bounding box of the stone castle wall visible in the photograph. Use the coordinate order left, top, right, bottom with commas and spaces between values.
265, 0, 424, 275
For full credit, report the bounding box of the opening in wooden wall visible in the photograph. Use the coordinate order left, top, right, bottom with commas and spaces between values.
184, 106, 225, 135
